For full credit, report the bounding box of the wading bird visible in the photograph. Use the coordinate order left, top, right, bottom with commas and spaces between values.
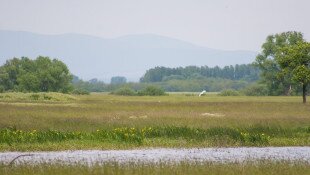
199, 90, 206, 97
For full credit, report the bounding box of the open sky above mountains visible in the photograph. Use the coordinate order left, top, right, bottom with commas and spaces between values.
0, 31, 257, 82
1, 0, 310, 51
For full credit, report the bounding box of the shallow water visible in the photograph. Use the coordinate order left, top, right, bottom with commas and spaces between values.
0, 147, 309, 165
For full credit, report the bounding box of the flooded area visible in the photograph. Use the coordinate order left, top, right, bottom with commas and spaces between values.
0, 147, 310, 165
0, 147, 309, 165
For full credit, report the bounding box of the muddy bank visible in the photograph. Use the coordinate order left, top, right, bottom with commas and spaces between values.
0, 147, 309, 165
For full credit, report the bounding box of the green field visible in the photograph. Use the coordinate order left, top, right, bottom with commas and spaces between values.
0, 93, 309, 151
1, 161, 309, 175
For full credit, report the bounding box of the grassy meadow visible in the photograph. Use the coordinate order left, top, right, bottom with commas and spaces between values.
1, 161, 309, 175
0, 92, 308, 150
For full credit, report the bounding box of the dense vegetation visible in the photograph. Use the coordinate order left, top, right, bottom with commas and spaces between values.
72, 77, 254, 93
71, 64, 259, 93
0, 56, 72, 93
140, 64, 260, 82
255, 31, 310, 100
111, 86, 166, 96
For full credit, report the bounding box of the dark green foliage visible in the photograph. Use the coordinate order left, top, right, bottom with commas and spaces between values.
72, 78, 106, 92
0, 86, 4, 93
242, 84, 269, 96
162, 75, 185, 81
75, 78, 252, 93
71, 64, 258, 93
254, 31, 305, 95
219, 89, 241, 96
275, 41, 310, 103
137, 86, 166, 96
71, 89, 90, 95
111, 87, 137, 96
0, 56, 73, 93
140, 64, 260, 83
111, 86, 166, 96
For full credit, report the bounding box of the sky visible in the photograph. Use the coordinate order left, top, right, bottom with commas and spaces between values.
0, 0, 310, 51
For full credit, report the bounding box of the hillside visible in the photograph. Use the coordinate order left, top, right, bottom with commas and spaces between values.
0, 30, 257, 81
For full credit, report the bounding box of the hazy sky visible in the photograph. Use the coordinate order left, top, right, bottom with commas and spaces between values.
1, 0, 309, 51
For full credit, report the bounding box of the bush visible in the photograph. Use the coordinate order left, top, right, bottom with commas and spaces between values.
242, 84, 268, 96
30, 94, 40, 100
219, 89, 241, 96
138, 86, 166, 96
0, 92, 77, 101
71, 89, 90, 95
0, 86, 4, 93
111, 87, 137, 96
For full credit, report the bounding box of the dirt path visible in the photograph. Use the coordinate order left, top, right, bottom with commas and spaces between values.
0, 147, 309, 165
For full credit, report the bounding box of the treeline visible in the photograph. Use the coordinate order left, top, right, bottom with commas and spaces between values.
140, 64, 260, 83
71, 64, 260, 93
72, 77, 252, 92
0, 57, 72, 93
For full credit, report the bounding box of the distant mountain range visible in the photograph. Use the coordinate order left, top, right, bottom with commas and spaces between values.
0, 30, 257, 82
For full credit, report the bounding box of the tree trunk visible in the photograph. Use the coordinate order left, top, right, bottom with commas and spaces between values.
302, 84, 307, 103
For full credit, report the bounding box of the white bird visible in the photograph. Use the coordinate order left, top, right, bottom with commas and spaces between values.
199, 90, 206, 97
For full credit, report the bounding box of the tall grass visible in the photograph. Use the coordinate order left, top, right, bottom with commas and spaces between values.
1, 161, 309, 175
0, 125, 308, 148
0, 93, 309, 150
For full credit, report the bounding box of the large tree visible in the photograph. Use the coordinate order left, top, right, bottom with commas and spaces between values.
255, 31, 304, 95
0, 56, 73, 93
275, 42, 310, 103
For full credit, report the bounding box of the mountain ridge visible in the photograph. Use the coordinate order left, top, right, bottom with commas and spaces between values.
0, 30, 257, 82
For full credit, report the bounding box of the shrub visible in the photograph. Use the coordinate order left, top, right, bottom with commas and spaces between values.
138, 86, 166, 96
0, 86, 4, 93
111, 87, 137, 96
219, 89, 241, 96
71, 89, 90, 95
30, 94, 40, 100
0, 92, 76, 101
242, 84, 268, 96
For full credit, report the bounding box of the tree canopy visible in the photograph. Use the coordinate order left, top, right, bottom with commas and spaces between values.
140, 64, 259, 83
255, 31, 305, 95
275, 41, 310, 103
0, 56, 73, 93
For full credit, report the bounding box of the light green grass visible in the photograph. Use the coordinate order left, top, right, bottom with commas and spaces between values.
0, 92, 77, 102
1, 161, 309, 175
0, 93, 309, 150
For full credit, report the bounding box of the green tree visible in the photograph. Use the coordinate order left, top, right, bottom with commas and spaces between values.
275, 41, 310, 103
0, 58, 21, 90
255, 31, 304, 95
0, 56, 73, 93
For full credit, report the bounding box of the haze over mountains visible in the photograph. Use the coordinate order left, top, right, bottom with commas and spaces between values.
0, 30, 257, 82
